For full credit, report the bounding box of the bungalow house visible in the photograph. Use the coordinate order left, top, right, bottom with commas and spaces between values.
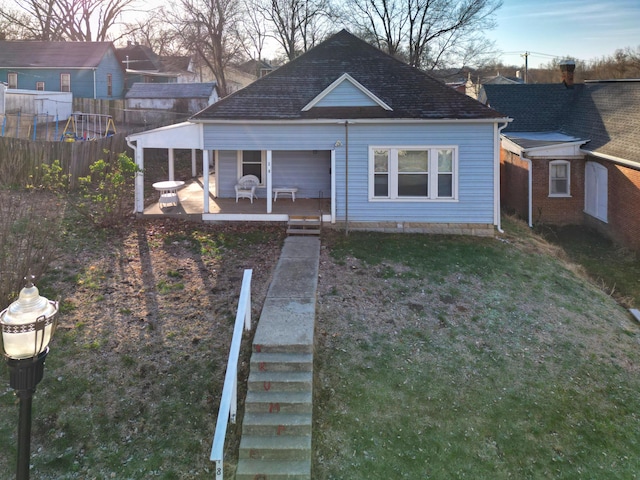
483, 61, 640, 250
126, 30, 510, 234
0, 41, 125, 99
125, 82, 218, 126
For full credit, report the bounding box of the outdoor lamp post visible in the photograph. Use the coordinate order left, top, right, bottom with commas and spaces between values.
0, 280, 58, 480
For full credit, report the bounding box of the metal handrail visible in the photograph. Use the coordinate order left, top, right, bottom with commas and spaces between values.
210, 269, 253, 479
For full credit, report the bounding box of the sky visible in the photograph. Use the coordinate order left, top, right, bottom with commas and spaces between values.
486, 0, 640, 68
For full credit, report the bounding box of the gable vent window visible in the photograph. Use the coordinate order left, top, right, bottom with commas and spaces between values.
549, 160, 570, 197
369, 146, 458, 201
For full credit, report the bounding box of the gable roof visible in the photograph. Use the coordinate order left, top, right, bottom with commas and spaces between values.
484, 80, 640, 162
0, 41, 115, 69
192, 30, 506, 122
126, 82, 217, 99
115, 44, 160, 71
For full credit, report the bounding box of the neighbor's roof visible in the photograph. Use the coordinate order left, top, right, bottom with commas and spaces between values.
192, 30, 507, 122
0, 41, 115, 69
126, 82, 217, 99
484, 80, 640, 162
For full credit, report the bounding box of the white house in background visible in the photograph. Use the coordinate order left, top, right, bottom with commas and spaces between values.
125, 82, 218, 125
126, 30, 510, 235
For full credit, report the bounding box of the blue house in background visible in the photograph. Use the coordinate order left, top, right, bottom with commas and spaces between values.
127, 30, 510, 235
0, 41, 125, 99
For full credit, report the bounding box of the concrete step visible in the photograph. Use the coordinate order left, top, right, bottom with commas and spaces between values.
253, 341, 313, 355
245, 390, 312, 414
242, 412, 312, 437
239, 435, 312, 461
287, 228, 321, 235
250, 352, 313, 372
235, 459, 311, 480
248, 370, 313, 393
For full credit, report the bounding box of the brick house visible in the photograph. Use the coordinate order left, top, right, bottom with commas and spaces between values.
483, 62, 640, 251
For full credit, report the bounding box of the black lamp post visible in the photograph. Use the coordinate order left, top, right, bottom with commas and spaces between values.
0, 281, 58, 480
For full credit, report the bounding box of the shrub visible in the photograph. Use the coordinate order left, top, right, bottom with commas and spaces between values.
39, 152, 139, 228
0, 190, 64, 308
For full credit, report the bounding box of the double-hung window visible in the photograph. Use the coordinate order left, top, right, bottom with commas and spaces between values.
238, 150, 264, 184
8, 72, 18, 89
370, 146, 457, 200
60, 73, 71, 92
36, 81, 45, 91
549, 160, 570, 196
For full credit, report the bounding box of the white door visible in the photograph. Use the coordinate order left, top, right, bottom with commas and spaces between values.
585, 161, 608, 222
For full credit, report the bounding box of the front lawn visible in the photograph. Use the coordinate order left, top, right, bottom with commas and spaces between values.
314, 219, 640, 478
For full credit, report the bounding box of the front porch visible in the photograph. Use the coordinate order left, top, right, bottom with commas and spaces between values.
143, 176, 331, 222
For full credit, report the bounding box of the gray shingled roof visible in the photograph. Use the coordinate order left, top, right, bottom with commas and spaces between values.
192, 30, 506, 121
126, 83, 217, 99
0, 41, 115, 69
484, 81, 640, 162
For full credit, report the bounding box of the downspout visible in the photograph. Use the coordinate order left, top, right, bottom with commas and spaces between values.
495, 121, 509, 233
344, 121, 349, 235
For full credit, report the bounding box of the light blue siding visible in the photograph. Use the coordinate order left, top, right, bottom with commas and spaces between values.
216, 149, 331, 199
204, 121, 497, 224
314, 81, 379, 107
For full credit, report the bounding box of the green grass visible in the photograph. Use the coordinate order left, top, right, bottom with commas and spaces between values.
314, 225, 640, 479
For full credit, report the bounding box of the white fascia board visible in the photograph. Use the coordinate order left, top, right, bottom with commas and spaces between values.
582, 149, 640, 171
301, 73, 393, 112
126, 121, 203, 149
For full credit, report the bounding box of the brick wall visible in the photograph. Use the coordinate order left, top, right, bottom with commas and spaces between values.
603, 160, 640, 251
531, 158, 585, 225
500, 150, 529, 220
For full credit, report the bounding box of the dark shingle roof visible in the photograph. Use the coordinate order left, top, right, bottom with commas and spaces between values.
0, 41, 115, 69
115, 44, 160, 71
483, 84, 581, 132
193, 30, 506, 121
126, 83, 217, 99
484, 81, 640, 162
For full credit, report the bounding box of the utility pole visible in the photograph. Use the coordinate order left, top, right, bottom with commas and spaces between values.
521, 52, 529, 83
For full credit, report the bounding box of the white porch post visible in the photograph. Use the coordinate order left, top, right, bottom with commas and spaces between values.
203, 150, 210, 214
135, 144, 145, 213
168, 148, 175, 181
331, 149, 336, 223
266, 150, 272, 214
191, 149, 197, 177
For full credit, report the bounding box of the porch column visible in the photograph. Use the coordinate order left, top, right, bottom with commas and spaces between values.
266, 150, 273, 214
134, 144, 145, 213
191, 149, 197, 177
168, 148, 175, 181
203, 150, 210, 214
331, 149, 336, 223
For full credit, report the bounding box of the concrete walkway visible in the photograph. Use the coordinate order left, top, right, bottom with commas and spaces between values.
235, 236, 320, 480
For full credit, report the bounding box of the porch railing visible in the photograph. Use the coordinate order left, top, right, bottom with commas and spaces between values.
210, 269, 253, 479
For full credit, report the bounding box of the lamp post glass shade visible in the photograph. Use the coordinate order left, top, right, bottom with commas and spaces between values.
0, 283, 58, 360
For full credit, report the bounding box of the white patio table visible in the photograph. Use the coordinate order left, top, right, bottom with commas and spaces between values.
152, 180, 185, 208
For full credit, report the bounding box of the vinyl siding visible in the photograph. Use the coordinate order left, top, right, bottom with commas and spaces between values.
314, 81, 379, 107
204, 121, 497, 223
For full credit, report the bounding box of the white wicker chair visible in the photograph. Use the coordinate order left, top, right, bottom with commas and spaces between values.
234, 175, 260, 203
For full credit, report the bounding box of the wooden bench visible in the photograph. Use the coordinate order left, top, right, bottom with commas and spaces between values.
273, 187, 298, 202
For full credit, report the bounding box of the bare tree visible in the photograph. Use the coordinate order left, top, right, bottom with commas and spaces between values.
252, 0, 334, 61
343, 0, 502, 70
172, 0, 245, 97
240, 0, 269, 59
121, 8, 184, 56
0, 0, 137, 41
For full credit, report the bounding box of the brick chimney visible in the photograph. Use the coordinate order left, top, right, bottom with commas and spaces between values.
560, 60, 576, 88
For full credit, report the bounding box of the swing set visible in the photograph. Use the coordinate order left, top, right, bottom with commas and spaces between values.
61, 113, 117, 142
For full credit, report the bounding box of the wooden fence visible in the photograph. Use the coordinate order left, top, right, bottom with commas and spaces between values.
0, 134, 131, 188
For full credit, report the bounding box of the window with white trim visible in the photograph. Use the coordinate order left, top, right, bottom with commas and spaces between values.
36, 81, 45, 91
238, 150, 265, 184
60, 73, 71, 92
8, 72, 18, 89
549, 160, 570, 196
370, 146, 457, 200
107, 74, 112, 96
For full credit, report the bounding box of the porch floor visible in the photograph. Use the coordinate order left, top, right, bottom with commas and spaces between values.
143, 176, 330, 218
